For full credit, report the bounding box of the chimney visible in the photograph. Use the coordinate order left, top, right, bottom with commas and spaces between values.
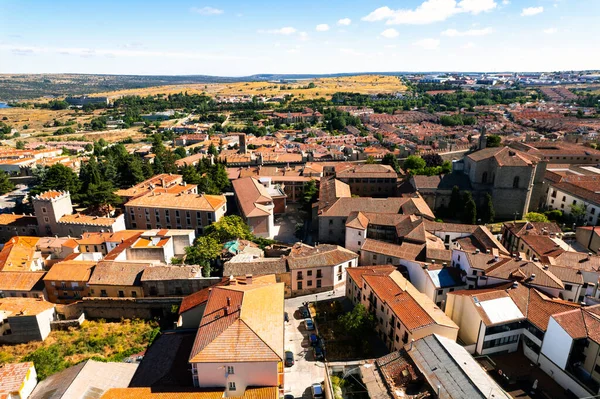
227, 297, 231, 306
246, 274, 253, 285
511, 282, 518, 289
229, 275, 236, 285
409, 338, 415, 350
530, 273, 536, 280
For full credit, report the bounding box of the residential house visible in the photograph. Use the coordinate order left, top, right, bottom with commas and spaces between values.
545, 170, 600, 225
141, 265, 214, 297
87, 261, 149, 298
287, 243, 358, 296
232, 177, 282, 239
43, 261, 95, 304
114, 174, 194, 202
188, 275, 284, 397
539, 305, 600, 398
0, 362, 37, 399
0, 214, 38, 243
0, 298, 56, 344
0, 272, 47, 299
29, 360, 138, 399
346, 266, 458, 352
501, 221, 563, 255
0, 237, 44, 272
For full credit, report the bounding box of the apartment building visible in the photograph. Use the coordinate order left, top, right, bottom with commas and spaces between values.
124, 192, 226, 235
335, 163, 399, 197
232, 177, 284, 239
346, 266, 458, 352
87, 261, 149, 298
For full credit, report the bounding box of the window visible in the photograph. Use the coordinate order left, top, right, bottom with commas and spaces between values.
513, 176, 520, 188
472, 270, 477, 276
573, 200, 577, 205
482, 172, 487, 184
227, 366, 234, 375
358, 241, 361, 246
317, 270, 322, 278
297, 271, 303, 280
380, 305, 384, 311
132, 291, 137, 297
118, 290, 124, 297
329, 219, 333, 225
229, 382, 236, 391
307, 270, 313, 276
297, 281, 302, 290
307, 280, 313, 287
437, 289, 443, 296
358, 231, 362, 236
338, 274, 342, 281
562, 196, 566, 202
565, 284, 573, 291
316, 279, 322, 288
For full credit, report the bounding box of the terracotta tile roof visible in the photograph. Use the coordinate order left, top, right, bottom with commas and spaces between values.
485, 258, 564, 290
345, 212, 370, 230
362, 271, 457, 332
232, 177, 273, 218
549, 251, 600, 272
0, 362, 34, 395
360, 239, 425, 262
548, 174, 600, 205
0, 236, 40, 272
519, 234, 565, 262
546, 265, 584, 284
223, 259, 288, 277
503, 221, 562, 237
189, 279, 284, 363
44, 261, 95, 282
0, 214, 37, 227
115, 174, 184, 198
125, 192, 226, 212
511, 286, 580, 331
100, 387, 279, 399
467, 146, 540, 166
58, 213, 119, 227
336, 164, 398, 179
287, 243, 357, 270
346, 265, 397, 282
0, 271, 45, 291
314, 177, 350, 213
140, 266, 202, 282
88, 261, 149, 286
552, 305, 600, 344
35, 190, 66, 200
0, 297, 55, 316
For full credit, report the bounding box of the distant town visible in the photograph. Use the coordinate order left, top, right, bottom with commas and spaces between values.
1, 71, 600, 399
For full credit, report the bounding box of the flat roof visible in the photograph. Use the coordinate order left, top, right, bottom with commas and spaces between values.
478, 296, 525, 325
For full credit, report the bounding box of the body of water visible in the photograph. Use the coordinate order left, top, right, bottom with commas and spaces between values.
0, 103, 10, 109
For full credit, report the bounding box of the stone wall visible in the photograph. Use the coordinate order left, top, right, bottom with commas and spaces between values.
61, 297, 183, 322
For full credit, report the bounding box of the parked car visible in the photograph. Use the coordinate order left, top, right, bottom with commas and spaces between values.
311, 383, 324, 399
309, 333, 318, 346
305, 318, 315, 330
300, 306, 310, 318
314, 345, 324, 361
284, 395, 294, 399
284, 312, 289, 322
285, 351, 294, 367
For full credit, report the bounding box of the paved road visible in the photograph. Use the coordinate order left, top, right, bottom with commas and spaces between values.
283, 290, 345, 398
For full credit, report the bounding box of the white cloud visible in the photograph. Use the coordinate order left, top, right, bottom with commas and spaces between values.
413, 38, 440, 50
543, 27, 557, 34
502, 0, 510, 4
258, 27, 297, 35
380, 28, 399, 38
316, 24, 330, 31
462, 42, 475, 48
299, 31, 309, 41
441, 27, 493, 37
521, 6, 543, 16
337, 18, 351, 26
190, 6, 224, 15
384, 44, 397, 49
362, 0, 497, 25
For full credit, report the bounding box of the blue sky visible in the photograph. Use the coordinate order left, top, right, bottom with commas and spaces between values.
0, 0, 598, 75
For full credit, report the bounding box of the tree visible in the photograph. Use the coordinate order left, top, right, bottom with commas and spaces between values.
462, 192, 477, 224
402, 155, 426, 171
184, 236, 222, 277
15, 140, 25, 150
422, 153, 443, 168
204, 215, 252, 243
208, 142, 219, 156
480, 193, 495, 223
570, 204, 587, 224
301, 180, 318, 211
338, 304, 374, 341
486, 134, 502, 148
448, 186, 462, 218
382, 153, 400, 173
544, 209, 563, 222
0, 171, 15, 195
81, 181, 122, 215
174, 146, 187, 159
182, 165, 202, 185
84, 143, 93, 152
31, 164, 81, 197
365, 155, 376, 164
525, 212, 549, 223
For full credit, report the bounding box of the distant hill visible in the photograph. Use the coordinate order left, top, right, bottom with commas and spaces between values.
0, 72, 416, 101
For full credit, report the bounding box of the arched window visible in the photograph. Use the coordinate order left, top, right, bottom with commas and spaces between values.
482, 172, 488, 184
513, 176, 520, 188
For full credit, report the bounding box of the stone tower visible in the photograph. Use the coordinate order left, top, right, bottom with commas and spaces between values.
32, 191, 73, 235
